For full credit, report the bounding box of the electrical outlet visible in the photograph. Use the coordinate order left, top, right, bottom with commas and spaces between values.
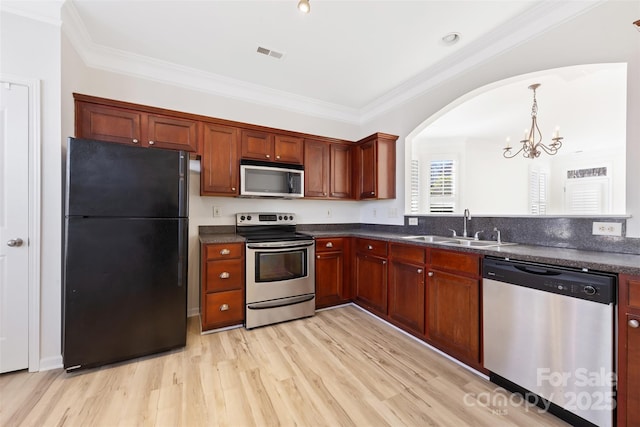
408, 217, 418, 226
326, 208, 332, 218
213, 206, 221, 217
388, 207, 398, 218
592, 221, 622, 236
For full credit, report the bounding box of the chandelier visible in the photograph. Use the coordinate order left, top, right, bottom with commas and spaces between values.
503, 83, 563, 159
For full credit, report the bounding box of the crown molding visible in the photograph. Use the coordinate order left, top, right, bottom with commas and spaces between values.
359, 0, 605, 123
0, 1, 63, 26
61, 1, 360, 124
61, 0, 603, 126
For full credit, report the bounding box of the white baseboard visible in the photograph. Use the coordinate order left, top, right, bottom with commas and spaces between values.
187, 307, 200, 318
39, 355, 63, 372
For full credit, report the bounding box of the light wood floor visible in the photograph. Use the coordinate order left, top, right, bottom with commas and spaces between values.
1, 305, 567, 427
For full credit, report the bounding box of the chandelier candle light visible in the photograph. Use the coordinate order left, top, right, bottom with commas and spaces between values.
503, 83, 563, 159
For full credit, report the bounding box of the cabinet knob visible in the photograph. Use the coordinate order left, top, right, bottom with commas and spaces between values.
417, 269, 423, 274
323, 192, 326, 196
220, 304, 229, 311
220, 248, 231, 255
428, 271, 434, 277
266, 154, 270, 158
148, 140, 155, 145
382, 260, 386, 265
630, 319, 640, 328
325, 242, 333, 248
316, 255, 320, 259
132, 139, 138, 144
219, 272, 230, 279
367, 245, 373, 250
276, 155, 280, 159
370, 192, 375, 195
231, 187, 236, 191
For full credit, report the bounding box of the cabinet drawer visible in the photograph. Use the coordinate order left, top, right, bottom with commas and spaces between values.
205, 243, 243, 260
390, 243, 426, 264
205, 259, 244, 292
356, 238, 387, 257
204, 290, 244, 328
429, 249, 479, 276
628, 277, 640, 310
316, 237, 345, 252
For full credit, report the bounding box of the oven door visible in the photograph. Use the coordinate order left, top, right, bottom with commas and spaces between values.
245, 240, 315, 304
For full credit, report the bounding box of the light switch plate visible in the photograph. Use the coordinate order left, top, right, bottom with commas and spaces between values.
408, 217, 419, 226
592, 221, 622, 236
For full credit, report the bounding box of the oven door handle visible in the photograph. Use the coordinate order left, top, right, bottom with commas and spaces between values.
247, 241, 314, 250
247, 294, 315, 310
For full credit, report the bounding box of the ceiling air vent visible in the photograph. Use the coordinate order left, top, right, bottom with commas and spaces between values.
256, 46, 285, 60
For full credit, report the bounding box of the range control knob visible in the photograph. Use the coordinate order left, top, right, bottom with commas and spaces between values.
247, 215, 252, 220
584, 285, 597, 296
240, 215, 246, 221
279, 216, 283, 220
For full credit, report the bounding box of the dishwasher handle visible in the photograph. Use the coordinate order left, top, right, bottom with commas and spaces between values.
514, 265, 562, 276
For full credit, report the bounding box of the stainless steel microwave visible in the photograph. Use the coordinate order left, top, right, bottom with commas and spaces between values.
240, 160, 304, 198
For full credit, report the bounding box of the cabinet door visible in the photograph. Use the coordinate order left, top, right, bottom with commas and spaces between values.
147, 114, 198, 152
241, 130, 273, 161
304, 140, 329, 198
354, 252, 387, 316
389, 260, 425, 334
619, 274, 640, 427
427, 269, 480, 363
330, 143, 352, 198
315, 251, 344, 308
624, 313, 640, 426
76, 102, 142, 146
357, 140, 377, 199
274, 135, 304, 164
201, 124, 239, 196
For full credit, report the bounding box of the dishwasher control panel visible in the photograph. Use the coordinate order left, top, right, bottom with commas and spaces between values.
483, 257, 616, 304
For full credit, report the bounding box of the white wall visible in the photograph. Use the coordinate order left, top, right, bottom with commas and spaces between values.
1, 11, 62, 369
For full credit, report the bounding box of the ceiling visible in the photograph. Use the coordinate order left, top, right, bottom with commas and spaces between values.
2, 0, 603, 123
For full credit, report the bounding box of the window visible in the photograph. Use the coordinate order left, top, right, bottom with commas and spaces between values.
410, 160, 420, 214
528, 168, 548, 215
428, 159, 456, 213
564, 167, 610, 214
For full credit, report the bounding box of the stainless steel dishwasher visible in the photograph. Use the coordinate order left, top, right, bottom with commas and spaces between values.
483, 257, 616, 427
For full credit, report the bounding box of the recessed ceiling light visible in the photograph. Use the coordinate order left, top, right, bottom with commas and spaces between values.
441, 32, 461, 46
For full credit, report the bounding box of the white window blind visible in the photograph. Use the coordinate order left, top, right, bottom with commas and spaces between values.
528, 169, 547, 215
565, 179, 608, 214
410, 160, 419, 214
428, 159, 456, 213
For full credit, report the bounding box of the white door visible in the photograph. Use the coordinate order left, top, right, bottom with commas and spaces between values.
0, 81, 30, 373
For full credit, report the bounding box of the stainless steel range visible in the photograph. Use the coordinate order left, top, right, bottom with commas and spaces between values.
236, 213, 315, 329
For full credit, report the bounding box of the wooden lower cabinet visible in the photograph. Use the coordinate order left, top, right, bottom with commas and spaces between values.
426, 249, 481, 366
354, 239, 388, 316
200, 242, 244, 331
618, 274, 640, 427
388, 243, 426, 335
315, 237, 350, 308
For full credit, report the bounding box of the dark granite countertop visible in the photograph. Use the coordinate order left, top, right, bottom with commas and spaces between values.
198, 227, 640, 275
305, 230, 640, 276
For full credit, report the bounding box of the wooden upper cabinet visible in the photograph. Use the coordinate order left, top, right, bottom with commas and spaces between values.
76, 102, 142, 146
304, 139, 329, 198
354, 132, 397, 200
240, 130, 303, 164
147, 114, 198, 152
241, 130, 273, 161
74, 96, 198, 152
330, 143, 352, 198
274, 134, 304, 164
304, 139, 352, 199
201, 124, 239, 196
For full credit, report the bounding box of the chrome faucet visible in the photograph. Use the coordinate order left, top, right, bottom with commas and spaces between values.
463, 208, 471, 238
493, 227, 502, 244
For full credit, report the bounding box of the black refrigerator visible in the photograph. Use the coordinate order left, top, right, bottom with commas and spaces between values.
63, 138, 188, 371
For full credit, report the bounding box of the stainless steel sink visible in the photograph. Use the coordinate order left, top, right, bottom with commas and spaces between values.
401, 235, 457, 243
401, 235, 516, 248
